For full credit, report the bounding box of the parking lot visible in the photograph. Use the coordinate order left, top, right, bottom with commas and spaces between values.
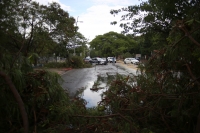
60, 61, 139, 107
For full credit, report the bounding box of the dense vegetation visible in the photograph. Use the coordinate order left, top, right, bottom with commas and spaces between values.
0, 0, 200, 133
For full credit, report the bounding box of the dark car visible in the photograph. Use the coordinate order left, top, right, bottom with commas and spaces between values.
136, 57, 141, 61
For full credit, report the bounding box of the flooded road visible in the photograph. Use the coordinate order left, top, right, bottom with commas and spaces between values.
61, 63, 138, 107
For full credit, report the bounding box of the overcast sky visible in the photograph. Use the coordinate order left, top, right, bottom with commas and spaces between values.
34, 0, 144, 41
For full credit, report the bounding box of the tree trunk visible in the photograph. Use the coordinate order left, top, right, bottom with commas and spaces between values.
0, 71, 29, 133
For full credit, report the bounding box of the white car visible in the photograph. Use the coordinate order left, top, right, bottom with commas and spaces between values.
107, 57, 116, 63
124, 58, 139, 64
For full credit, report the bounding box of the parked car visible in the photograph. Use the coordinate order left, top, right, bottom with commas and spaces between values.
124, 58, 139, 64
98, 58, 107, 65
136, 57, 141, 61
107, 57, 116, 63
131, 58, 139, 64
84, 57, 91, 62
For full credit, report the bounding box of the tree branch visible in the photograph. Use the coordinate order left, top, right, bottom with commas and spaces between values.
72, 114, 119, 118
177, 20, 200, 47
184, 63, 200, 87
0, 71, 29, 133
161, 113, 173, 133
73, 113, 137, 133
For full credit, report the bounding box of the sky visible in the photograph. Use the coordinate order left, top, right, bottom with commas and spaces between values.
34, 0, 144, 42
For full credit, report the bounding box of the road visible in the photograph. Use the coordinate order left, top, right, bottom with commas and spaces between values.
61, 62, 139, 107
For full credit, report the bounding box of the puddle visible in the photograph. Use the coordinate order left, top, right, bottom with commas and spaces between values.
67, 74, 137, 108
82, 73, 111, 107
81, 71, 138, 108
82, 73, 122, 108
61, 64, 138, 108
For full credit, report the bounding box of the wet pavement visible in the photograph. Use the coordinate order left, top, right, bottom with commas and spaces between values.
61, 62, 139, 107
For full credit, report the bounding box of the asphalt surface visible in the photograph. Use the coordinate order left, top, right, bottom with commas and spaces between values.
47, 60, 139, 76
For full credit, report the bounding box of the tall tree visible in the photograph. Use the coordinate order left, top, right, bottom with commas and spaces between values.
1, 0, 76, 64
111, 0, 199, 35
90, 31, 137, 57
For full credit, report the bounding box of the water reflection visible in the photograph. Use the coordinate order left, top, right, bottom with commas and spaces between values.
82, 73, 116, 108
83, 79, 107, 108
82, 72, 138, 108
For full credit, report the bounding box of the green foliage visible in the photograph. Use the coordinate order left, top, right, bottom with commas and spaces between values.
110, 0, 199, 35
0, 1, 88, 132
104, 0, 200, 132
0, 69, 70, 132
43, 57, 92, 68
122, 52, 133, 59
110, 0, 200, 57
0, 0, 76, 59
90, 31, 138, 58
44, 62, 68, 68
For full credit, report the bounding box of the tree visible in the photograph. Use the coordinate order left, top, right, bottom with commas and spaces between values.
44, 2, 76, 54
110, 0, 200, 57
90, 31, 137, 58
0, 0, 76, 64
104, 0, 200, 132
111, 0, 199, 35
0, 0, 80, 132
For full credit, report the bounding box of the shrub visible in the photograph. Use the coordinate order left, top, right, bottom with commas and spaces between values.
66, 56, 92, 68
43, 62, 68, 68
43, 57, 92, 68
122, 52, 133, 59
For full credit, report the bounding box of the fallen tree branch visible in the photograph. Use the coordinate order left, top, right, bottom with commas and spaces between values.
72, 114, 119, 118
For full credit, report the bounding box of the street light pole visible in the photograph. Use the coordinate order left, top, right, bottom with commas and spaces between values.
73, 16, 83, 56
73, 37, 76, 56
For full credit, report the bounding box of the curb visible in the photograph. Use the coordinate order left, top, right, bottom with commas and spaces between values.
60, 68, 72, 75
62, 68, 72, 71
